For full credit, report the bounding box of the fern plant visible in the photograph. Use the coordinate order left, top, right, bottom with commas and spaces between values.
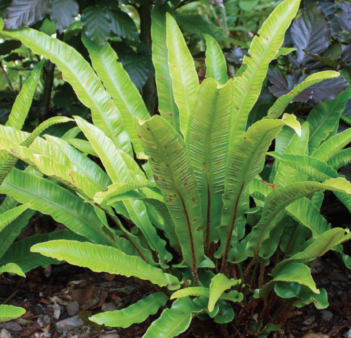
0, 0, 351, 336
0, 205, 28, 323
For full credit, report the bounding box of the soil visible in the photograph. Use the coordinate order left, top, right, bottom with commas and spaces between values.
1, 193, 351, 338
0, 249, 350, 338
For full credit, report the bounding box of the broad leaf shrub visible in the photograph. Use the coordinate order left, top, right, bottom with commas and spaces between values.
268, 0, 351, 106
0, 0, 351, 336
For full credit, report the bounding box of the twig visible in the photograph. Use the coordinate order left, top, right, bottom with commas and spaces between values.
3, 289, 20, 304
0, 60, 16, 93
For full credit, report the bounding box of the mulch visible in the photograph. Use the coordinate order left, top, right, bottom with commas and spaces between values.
0, 250, 351, 338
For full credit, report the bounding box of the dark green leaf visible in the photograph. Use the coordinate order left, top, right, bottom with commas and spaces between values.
40, 18, 56, 35
290, 4, 331, 65
110, 10, 138, 41
336, 1, 351, 34
225, 47, 249, 65
175, 14, 216, 37
341, 45, 351, 64
239, 0, 258, 12
0, 230, 88, 272
0, 40, 21, 56
121, 52, 150, 90
274, 282, 329, 309
0, 0, 11, 18
303, 51, 339, 68
4, 0, 50, 29
53, 83, 79, 111
50, 0, 79, 33
82, 6, 111, 46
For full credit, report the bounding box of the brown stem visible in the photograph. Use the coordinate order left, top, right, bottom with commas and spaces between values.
259, 291, 277, 323
241, 251, 259, 288
0, 61, 15, 93
3, 289, 20, 304
39, 60, 55, 122
283, 223, 298, 260
249, 261, 259, 286
138, 4, 157, 115
258, 259, 267, 289
274, 299, 294, 325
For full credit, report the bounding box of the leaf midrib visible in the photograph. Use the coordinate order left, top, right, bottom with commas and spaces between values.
234, 3, 296, 123
309, 97, 343, 145
148, 124, 198, 269
3, 174, 113, 245
11, 30, 121, 148
45, 246, 170, 286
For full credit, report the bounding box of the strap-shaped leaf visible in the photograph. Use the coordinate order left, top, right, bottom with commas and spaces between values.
136, 115, 212, 274
285, 197, 330, 237
204, 34, 228, 85
272, 263, 319, 294
341, 113, 351, 125
328, 148, 351, 170
0, 117, 72, 185
143, 198, 180, 252
94, 181, 158, 204
307, 87, 351, 155
260, 262, 321, 300
0, 230, 87, 272
0, 168, 115, 247
208, 274, 240, 312
0, 263, 25, 277
62, 126, 81, 141
271, 152, 351, 218
0, 125, 69, 167
5, 27, 132, 155
0, 305, 25, 322
0, 195, 18, 214
166, 13, 199, 136
31, 240, 180, 289
24, 117, 72, 147
0, 138, 102, 200
143, 298, 196, 338
219, 116, 300, 265
312, 128, 351, 161
186, 79, 233, 250
45, 135, 111, 190
0, 116, 71, 184
231, 0, 300, 145
68, 138, 98, 157
269, 153, 339, 182
75, 117, 170, 265
44, 135, 154, 264
6, 59, 44, 130
75, 117, 132, 183
0, 203, 29, 229
266, 71, 340, 119
152, 5, 180, 132
0, 204, 34, 260
273, 122, 309, 186
0, 125, 69, 170
273, 228, 345, 276
89, 292, 168, 327
246, 178, 351, 257
171, 287, 243, 303
82, 35, 149, 159
275, 125, 296, 156
275, 47, 296, 58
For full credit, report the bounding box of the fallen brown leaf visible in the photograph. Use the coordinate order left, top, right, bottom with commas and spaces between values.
302, 333, 329, 338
